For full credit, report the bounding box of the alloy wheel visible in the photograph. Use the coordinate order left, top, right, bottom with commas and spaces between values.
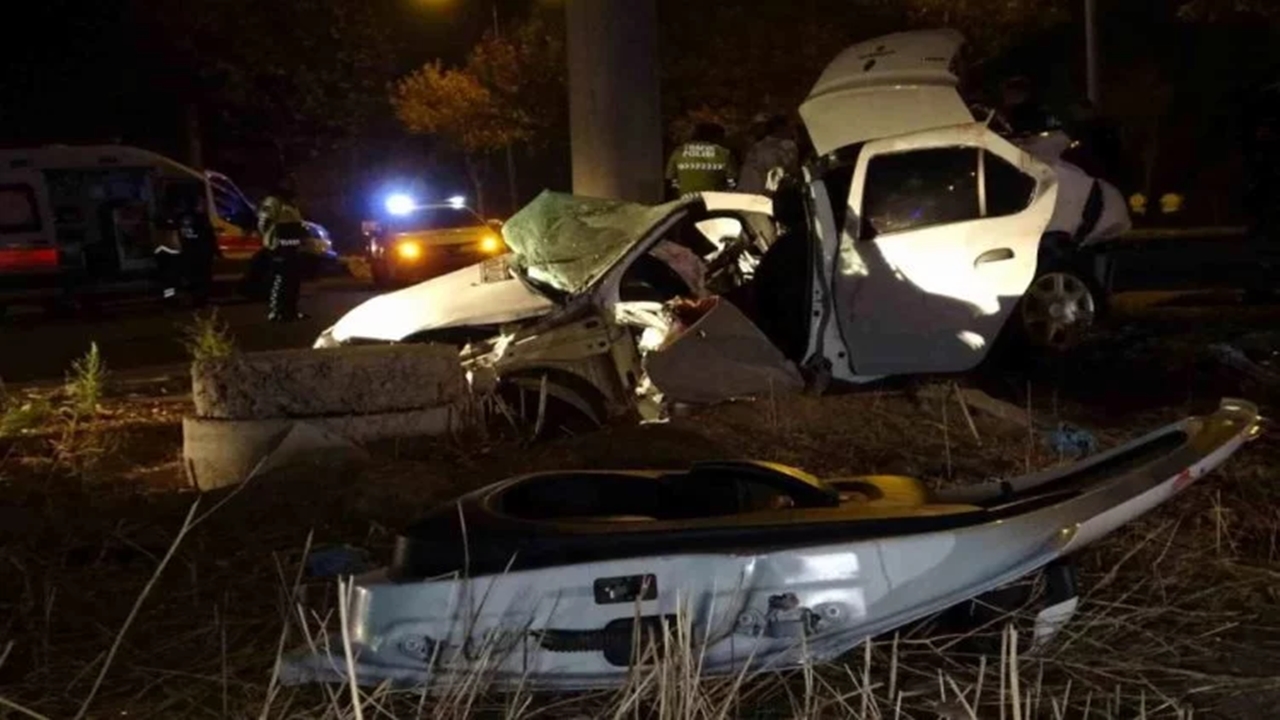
1020, 271, 1097, 350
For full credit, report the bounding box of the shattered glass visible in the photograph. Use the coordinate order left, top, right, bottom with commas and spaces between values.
502, 190, 695, 295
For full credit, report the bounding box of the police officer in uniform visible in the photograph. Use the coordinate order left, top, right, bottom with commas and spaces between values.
257, 182, 308, 321
665, 123, 737, 198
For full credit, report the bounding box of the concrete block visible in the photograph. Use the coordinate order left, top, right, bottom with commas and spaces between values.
192, 344, 463, 420
183, 406, 458, 491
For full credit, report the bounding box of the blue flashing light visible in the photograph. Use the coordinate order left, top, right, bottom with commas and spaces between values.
385, 193, 416, 216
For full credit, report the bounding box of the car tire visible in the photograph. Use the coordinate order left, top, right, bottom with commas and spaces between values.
1014, 262, 1106, 353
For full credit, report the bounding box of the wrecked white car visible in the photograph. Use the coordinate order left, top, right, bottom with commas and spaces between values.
315, 29, 1129, 427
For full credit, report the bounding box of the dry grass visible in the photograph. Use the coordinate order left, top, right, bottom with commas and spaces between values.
2, 309, 1280, 718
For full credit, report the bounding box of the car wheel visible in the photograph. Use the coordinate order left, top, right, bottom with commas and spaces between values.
1018, 268, 1102, 351
492, 374, 606, 441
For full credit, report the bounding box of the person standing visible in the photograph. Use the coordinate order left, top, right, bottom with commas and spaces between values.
152, 206, 183, 307
257, 181, 308, 321
665, 122, 737, 198
173, 189, 219, 307
738, 114, 800, 195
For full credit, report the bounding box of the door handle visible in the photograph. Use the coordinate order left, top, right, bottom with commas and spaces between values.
975, 248, 1015, 266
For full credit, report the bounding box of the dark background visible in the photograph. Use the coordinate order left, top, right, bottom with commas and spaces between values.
2, 0, 1277, 248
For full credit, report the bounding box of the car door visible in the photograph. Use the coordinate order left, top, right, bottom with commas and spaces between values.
824, 126, 1057, 378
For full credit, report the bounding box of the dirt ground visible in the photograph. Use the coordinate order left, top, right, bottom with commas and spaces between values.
4, 300, 1280, 718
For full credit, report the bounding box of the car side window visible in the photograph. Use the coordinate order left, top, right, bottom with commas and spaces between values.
210, 181, 256, 229
861, 147, 980, 237
983, 151, 1037, 218
0, 184, 40, 233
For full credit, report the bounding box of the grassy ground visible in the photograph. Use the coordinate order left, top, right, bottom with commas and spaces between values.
3, 303, 1280, 718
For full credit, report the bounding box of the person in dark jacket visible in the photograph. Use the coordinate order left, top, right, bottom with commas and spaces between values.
171, 188, 220, 307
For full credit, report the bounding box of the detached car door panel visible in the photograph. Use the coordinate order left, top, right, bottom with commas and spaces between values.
828, 127, 1057, 378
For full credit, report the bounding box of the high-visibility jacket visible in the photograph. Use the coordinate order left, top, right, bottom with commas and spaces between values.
665, 142, 738, 195
258, 196, 306, 250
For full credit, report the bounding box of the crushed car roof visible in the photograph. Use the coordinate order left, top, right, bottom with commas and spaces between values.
503, 190, 695, 296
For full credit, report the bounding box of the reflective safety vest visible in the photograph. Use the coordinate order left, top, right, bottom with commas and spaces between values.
258, 196, 306, 249
665, 142, 738, 194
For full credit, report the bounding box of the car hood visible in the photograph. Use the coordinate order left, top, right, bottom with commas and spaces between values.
323, 192, 759, 345
503, 190, 691, 296
327, 258, 557, 344
800, 29, 973, 156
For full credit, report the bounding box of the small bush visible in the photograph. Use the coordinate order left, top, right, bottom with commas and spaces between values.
182, 309, 237, 362
65, 342, 108, 418
47, 344, 115, 479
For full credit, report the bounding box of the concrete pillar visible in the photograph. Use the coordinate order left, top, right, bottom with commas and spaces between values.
565, 0, 662, 203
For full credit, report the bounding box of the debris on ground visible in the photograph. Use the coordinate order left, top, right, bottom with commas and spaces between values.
1210, 342, 1280, 388
1043, 423, 1099, 459
4, 306, 1280, 718
306, 545, 373, 578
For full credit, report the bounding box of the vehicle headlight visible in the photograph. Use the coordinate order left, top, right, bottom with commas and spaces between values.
396, 241, 423, 261
479, 234, 502, 254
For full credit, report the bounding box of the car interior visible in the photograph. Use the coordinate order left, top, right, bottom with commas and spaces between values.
492, 461, 981, 523
392, 425, 1200, 580
616, 188, 815, 362
489, 427, 1191, 526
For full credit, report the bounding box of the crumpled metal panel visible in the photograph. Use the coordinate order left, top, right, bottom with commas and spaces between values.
644, 298, 804, 404
504, 190, 692, 295
277, 400, 1260, 691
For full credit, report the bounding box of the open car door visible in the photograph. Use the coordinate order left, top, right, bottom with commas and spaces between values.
826, 125, 1058, 378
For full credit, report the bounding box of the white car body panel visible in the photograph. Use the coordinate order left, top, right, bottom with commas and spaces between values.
1044, 160, 1132, 244
325, 259, 555, 345
800, 29, 973, 156
819, 125, 1059, 379
279, 401, 1260, 690
700, 191, 774, 216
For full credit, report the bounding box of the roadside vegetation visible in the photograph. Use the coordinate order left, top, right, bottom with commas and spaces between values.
183, 309, 238, 363
1, 305, 1280, 718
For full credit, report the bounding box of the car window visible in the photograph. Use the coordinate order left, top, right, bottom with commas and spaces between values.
984, 151, 1036, 217
210, 180, 255, 227
392, 206, 483, 231
861, 147, 980, 237
0, 184, 40, 233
